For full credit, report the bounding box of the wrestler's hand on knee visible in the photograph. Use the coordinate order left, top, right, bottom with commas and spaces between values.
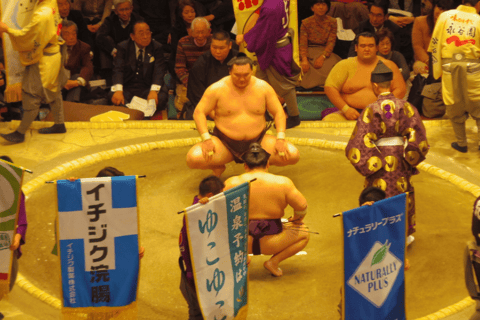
344, 107, 360, 120
275, 139, 289, 160
202, 139, 216, 161
288, 216, 305, 225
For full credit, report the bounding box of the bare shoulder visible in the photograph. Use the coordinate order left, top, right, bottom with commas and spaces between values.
265, 173, 293, 187
252, 77, 269, 91
224, 175, 246, 190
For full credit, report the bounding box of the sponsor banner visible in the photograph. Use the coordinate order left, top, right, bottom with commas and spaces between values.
342, 193, 407, 320
57, 176, 139, 318
0, 159, 24, 298
186, 182, 250, 320
232, 0, 299, 67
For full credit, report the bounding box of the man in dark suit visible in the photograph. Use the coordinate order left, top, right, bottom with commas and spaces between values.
347, 0, 400, 57
57, 0, 93, 48
187, 30, 238, 108
96, 0, 143, 84
110, 21, 167, 110
61, 20, 94, 103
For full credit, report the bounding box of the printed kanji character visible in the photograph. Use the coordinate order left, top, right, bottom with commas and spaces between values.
233, 233, 243, 247
232, 215, 243, 230
90, 265, 110, 283
86, 184, 105, 201
365, 223, 373, 232
235, 269, 244, 283
87, 203, 106, 222
91, 285, 111, 303
90, 245, 108, 262
347, 227, 359, 237
382, 218, 389, 226
89, 225, 108, 243
206, 268, 225, 297
389, 216, 396, 224
198, 210, 218, 236
359, 228, 365, 234
395, 214, 403, 222
231, 197, 242, 213
234, 251, 244, 267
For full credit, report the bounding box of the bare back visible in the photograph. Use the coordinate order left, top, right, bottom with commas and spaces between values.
212, 76, 268, 140
226, 171, 304, 220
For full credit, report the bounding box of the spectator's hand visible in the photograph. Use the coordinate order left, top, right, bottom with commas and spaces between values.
139, 246, 145, 259
205, 14, 215, 22
112, 91, 125, 105
199, 197, 210, 204
64, 80, 79, 90
313, 55, 325, 69
390, 16, 414, 28
88, 23, 101, 33
236, 34, 244, 46
147, 91, 158, 105
301, 59, 310, 73
0, 21, 8, 33
344, 107, 360, 120
275, 138, 289, 161
201, 139, 215, 162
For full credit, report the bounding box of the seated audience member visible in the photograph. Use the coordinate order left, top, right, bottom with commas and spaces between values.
411, 0, 457, 75
61, 21, 94, 103
110, 22, 168, 111
376, 28, 410, 81
133, 0, 173, 52
96, 0, 143, 84
348, 0, 400, 57
187, 30, 238, 109
72, 0, 113, 34
179, 175, 225, 319
57, 0, 93, 47
324, 32, 406, 121
224, 143, 309, 277
174, 17, 212, 117
299, 0, 342, 89
170, 0, 205, 68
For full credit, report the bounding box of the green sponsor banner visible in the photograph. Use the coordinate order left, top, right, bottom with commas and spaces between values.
0, 161, 22, 231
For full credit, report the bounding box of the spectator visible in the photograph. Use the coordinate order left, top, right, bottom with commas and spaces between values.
133, 0, 173, 52
187, 30, 238, 110
72, 0, 113, 34
61, 20, 94, 103
348, 0, 400, 57
96, 0, 143, 85
199, 0, 235, 33
170, 0, 205, 68
376, 28, 410, 81
57, 0, 93, 47
174, 17, 212, 118
411, 0, 457, 74
299, 0, 342, 89
110, 21, 167, 112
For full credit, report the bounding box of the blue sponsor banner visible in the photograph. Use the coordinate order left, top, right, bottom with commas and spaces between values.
57, 176, 139, 310
186, 182, 249, 320
342, 193, 406, 320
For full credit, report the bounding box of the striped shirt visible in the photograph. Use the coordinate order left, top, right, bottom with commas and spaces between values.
175, 35, 212, 85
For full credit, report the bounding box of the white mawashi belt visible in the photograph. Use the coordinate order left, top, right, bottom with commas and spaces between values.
376, 137, 404, 147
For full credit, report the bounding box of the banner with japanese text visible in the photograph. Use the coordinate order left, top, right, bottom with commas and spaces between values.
0, 159, 24, 299
342, 193, 407, 320
232, 0, 299, 69
186, 182, 249, 320
57, 176, 139, 319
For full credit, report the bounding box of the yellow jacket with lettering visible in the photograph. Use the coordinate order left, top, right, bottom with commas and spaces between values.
6, 0, 62, 92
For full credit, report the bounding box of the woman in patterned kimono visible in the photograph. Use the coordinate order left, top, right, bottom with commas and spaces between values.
345, 60, 429, 240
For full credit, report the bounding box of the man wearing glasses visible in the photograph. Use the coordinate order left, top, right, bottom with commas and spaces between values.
110, 21, 167, 109
96, 0, 144, 84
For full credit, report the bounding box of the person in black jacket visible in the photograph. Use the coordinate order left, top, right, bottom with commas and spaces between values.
110, 21, 167, 111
